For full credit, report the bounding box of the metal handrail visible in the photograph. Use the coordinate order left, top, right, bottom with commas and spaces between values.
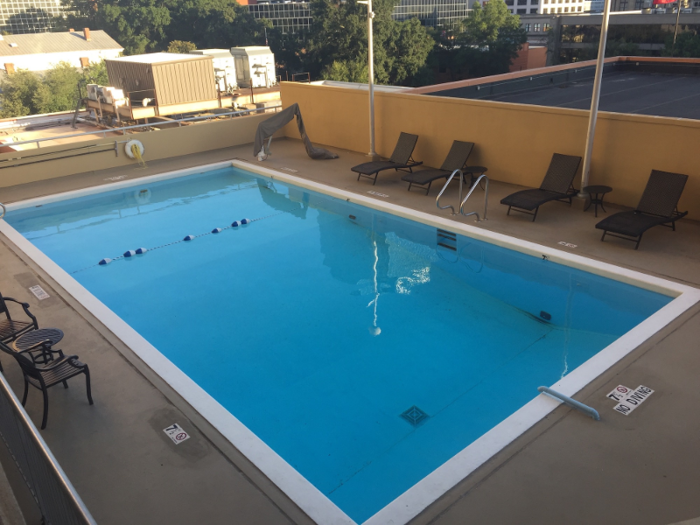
538, 386, 601, 421
7, 105, 283, 150
436, 169, 464, 215
0, 371, 97, 523
0, 203, 5, 219
459, 174, 489, 222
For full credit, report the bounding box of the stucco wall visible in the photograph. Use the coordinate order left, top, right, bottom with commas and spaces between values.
280, 81, 700, 220
0, 113, 270, 188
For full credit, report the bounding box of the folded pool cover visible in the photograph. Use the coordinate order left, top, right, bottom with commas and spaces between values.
253, 103, 338, 160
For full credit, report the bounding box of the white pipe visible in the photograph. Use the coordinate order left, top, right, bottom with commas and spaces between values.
360, 0, 377, 159
579, 0, 612, 196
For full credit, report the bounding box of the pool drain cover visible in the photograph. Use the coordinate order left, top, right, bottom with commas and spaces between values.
401, 406, 429, 427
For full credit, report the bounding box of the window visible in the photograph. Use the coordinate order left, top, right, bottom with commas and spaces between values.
564, 6, 569, 11
517, 8, 527, 13
544, 7, 549, 12
577, 5, 582, 10
557, 6, 562, 11
534, 22, 541, 30
619, 0, 628, 8
506, 0, 514, 5
544, 22, 551, 29
524, 23, 531, 30
529, 7, 538, 11
532, 0, 539, 4
518, 0, 527, 6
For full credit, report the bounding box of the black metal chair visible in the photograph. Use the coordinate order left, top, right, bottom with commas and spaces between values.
500, 153, 582, 221
0, 294, 39, 372
595, 170, 688, 249
0, 294, 38, 344
0, 340, 93, 429
352, 132, 423, 185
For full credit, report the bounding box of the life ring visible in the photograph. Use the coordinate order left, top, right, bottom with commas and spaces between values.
125, 140, 145, 159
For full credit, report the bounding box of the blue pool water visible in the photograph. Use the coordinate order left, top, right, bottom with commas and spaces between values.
7, 167, 672, 522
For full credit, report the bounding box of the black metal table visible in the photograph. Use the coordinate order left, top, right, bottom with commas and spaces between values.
12, 328, 64, 364
464, 166, 488, 188
583, 185, 612, 218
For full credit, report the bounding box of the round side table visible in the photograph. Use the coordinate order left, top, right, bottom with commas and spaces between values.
583, 185, 612, 218
12, 328, 64, 364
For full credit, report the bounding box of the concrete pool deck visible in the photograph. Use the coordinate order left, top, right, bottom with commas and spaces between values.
0, 138, 699, 525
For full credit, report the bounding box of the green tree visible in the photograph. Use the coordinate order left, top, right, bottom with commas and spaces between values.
663, 31, 700, 57
59, 0, 171, 54
451, 0, 527, 78
303, 0, 433, 86
81, 59, 109, 85
32, 62, 83, 114
167, 40, 197, 53
0, 70, 41, 117
164, 0, 267, 50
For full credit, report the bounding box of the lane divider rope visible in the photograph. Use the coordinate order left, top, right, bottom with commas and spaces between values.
70, 211, 284, 274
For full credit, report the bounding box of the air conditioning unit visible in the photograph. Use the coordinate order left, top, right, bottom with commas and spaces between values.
86, 84, 99, 101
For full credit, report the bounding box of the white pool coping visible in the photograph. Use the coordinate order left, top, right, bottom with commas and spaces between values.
2, 159, 699, 525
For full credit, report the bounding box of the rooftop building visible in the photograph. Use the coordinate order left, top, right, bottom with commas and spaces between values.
0, 29, 123, 74
0, 0, 64, 34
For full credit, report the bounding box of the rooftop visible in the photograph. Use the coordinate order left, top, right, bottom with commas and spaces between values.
0, 30, 123, 57
0, 139, 699, 525
108, 52, 208, 64
417, 58, 700, 120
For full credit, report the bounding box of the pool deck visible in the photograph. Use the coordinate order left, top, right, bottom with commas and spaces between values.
1, 138, 699, 525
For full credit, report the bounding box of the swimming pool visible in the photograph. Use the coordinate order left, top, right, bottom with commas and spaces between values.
2, 160, 698, 524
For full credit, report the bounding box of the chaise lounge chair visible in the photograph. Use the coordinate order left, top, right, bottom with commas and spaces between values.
352, 132, 422, 185
401, 140, 475, 194
595, 170, 688, 250
500, 153, 582, 221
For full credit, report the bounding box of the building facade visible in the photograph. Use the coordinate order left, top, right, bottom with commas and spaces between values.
0, 0, 64, 34
249, 0, 472, 33
249, 2, 312, 33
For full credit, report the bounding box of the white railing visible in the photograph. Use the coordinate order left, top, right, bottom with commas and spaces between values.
8, 105, 283, 151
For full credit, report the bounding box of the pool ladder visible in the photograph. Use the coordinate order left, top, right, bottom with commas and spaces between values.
0, 203, 5, 220
436, 170, 489, 221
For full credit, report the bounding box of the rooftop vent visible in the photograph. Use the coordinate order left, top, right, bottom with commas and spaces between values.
83, 28, 91, 41
9, 43, 18, 48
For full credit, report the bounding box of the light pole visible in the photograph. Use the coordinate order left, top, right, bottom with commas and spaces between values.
359, 0, 378, 159
579, 0, 612, 196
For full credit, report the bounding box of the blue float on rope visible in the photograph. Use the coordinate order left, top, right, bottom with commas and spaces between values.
123, 250, 136, 258
135, 247, 147, 254
183, 235, 195, 241
241, 218, 250, 225
99, 258, 112, 265
212, 227, 223, 234
231, 221, 240, 228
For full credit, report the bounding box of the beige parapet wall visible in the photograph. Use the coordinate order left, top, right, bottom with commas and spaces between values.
0, 113, 272, 189
280, 81, 700, 220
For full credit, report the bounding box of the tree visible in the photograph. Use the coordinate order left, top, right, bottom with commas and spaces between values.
164, 0, 268, 50
450, 0, 527, 79
0, 70, 41, 117
81, 59, 110, 86
167, 40, 197, 53
33, 62, 82, 114
663, 31, 700, 57
59, 0, 171, 55
302, 0, 433, 86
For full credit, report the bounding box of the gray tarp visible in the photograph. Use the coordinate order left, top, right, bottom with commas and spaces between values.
253, 103, 338, 160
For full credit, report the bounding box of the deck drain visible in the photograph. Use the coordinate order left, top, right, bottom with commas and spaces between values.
401, 406, 429, 427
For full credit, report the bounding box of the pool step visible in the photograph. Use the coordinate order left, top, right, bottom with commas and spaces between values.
437, 228, 457, 252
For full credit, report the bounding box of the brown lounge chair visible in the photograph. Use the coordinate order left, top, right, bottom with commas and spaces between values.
595, 170, 688, 249
401, 140, 475, 194
352, 132, 422, 185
